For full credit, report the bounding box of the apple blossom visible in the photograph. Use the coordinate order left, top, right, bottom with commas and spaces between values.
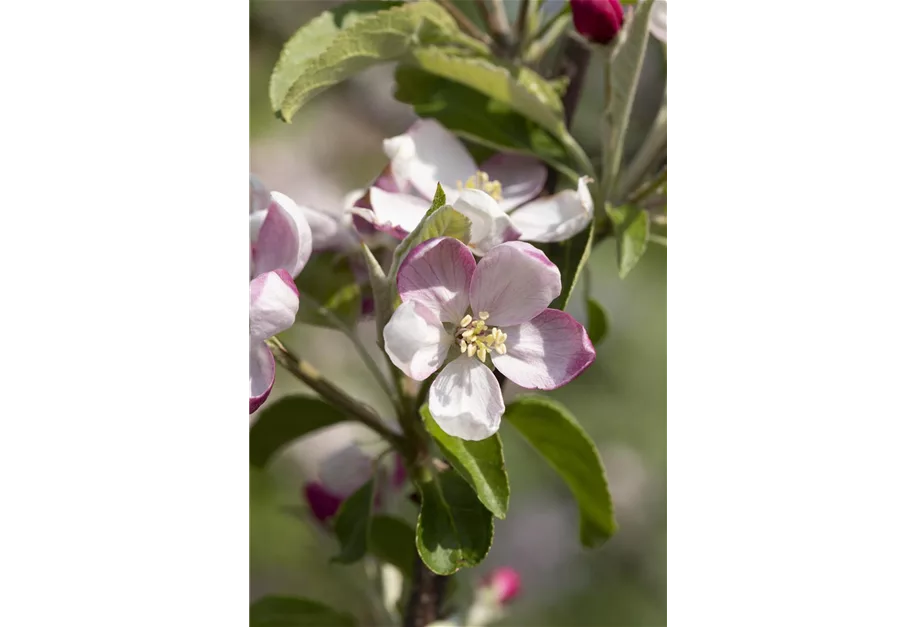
249, 174, 313, 413
383, 237, 595, 440
357, 120, 593, 254
302, 442, 407, 524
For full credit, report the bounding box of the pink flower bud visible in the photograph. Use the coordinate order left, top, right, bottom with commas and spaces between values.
484, 567, 521, 604
303, 481, 344, 524
569, 0, 625, 45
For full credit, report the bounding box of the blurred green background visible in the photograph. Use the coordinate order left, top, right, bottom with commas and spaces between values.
251, 2, 666, 625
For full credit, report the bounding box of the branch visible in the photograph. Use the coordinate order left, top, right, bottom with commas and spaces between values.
403, 553, 449, 627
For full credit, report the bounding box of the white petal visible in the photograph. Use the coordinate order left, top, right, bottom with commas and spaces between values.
469, 241, 562, 327
508, 177, 594, 243
452, 189, 521, 255
318, 443, 375, 496
368, 187, 430, 235
649, 0, 667, 43
383, 301, 450, 381
249, 341, 275, 413
270, 192, 313, 277
397, 236, 475, 324
250, 174, 271, 214
387, 120, 476, 200
479, 153, 548, 211
429, 358, 504, 441
250, 269, 300, 343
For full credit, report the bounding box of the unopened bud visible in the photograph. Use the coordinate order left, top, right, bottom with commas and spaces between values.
302, 481, 344, 524
484, 567, 521, 605
570, 0, 625, 45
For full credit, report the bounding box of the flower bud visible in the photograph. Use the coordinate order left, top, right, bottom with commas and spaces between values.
569, 0, 625, 45
484, 567, 521, 605
302, 481, 344, 524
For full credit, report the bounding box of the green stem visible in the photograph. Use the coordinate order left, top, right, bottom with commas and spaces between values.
618, 91, 667, 203
267, 338, 406, 453
301, 293, 400, 413
485, 0, 513, 54
628, 167, 667, 206
527, 4, 570, 51
436, 0, 493, 45
515, 0, 531, 48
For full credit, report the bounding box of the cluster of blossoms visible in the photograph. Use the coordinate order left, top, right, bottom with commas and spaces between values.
250, 119, 598, 434
248, 176, 312, 413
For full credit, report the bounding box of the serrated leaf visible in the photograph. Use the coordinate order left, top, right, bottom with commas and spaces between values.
250, 396, 349, 468
386, 184, 454, 287
421, 406, 509, 519
368, 515, 416, 577
332, 477, 376, 564
605, 0, 655, 198
407, 48, 593, 176
609, 205, 649, 278
393, 66, 579, 182
275, 1, 486, 122
504, 396, 616, 548
295, 251, 361, 329
586, 297, 609, 345
250, 596, 356, 627
358, 243, 393, 342
269, 1, 404, 111
548, 218, 595, 310
415, 469, 494, 575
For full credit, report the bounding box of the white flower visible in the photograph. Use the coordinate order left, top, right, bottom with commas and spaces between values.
383, 237, 596, 440
647, 0, 667, 43
357, 120, 594, 254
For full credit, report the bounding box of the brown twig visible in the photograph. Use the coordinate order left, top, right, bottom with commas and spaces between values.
403, 554, 449, 627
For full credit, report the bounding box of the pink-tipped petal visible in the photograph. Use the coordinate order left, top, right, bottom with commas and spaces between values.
508, 177, 594, 243
453, 189, 521, 256
251, 192, 313, 278
387, 119, 477, 201
249, 341, 275, 413
485, 567, 522, 604
250, 269, 300, 343
303, 481, 344, 524
479, 153, 548, 211
492, 309, 596, 390
469, 241, 562, 327
429, 358, 505, 441
397, 236, 476, 324
368, 187, 430, 236
383, 301, 450, 381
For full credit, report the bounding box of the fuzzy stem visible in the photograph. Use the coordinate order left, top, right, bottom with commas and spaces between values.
437, 0, 493, 45
267, 338, 406, 452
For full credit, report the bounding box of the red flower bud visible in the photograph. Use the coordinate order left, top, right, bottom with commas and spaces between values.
569, 0, 625, 44
484, 567, 521, 604
303, 481, 344, 524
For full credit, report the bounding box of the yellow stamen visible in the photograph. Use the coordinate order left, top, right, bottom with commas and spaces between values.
455, 170, 503, 202
453, 311, 508, 362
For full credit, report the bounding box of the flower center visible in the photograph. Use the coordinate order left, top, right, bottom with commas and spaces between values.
456, 170, 503, 202
455, 311, 507, 362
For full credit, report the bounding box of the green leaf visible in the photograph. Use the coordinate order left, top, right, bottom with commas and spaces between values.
421, 406, 509, 519
407, 47, 593, 177
250, 396, 349, 468
586, 298, 609, 345
250, 596, 356, 627
415, 469, 494, 575
358, 243, 393, 342
393, 66, 579, 182
609, 205, 650, 278
605, 0, 655, 198
295, 251, 361, 329
332, 477, 376, 564
387, 184, 462, 288
548, 218, 595, 310
368, 515, 416, 577
504, 396, 616, 548
274, 1, 486, 122
269, 1, 404, 112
